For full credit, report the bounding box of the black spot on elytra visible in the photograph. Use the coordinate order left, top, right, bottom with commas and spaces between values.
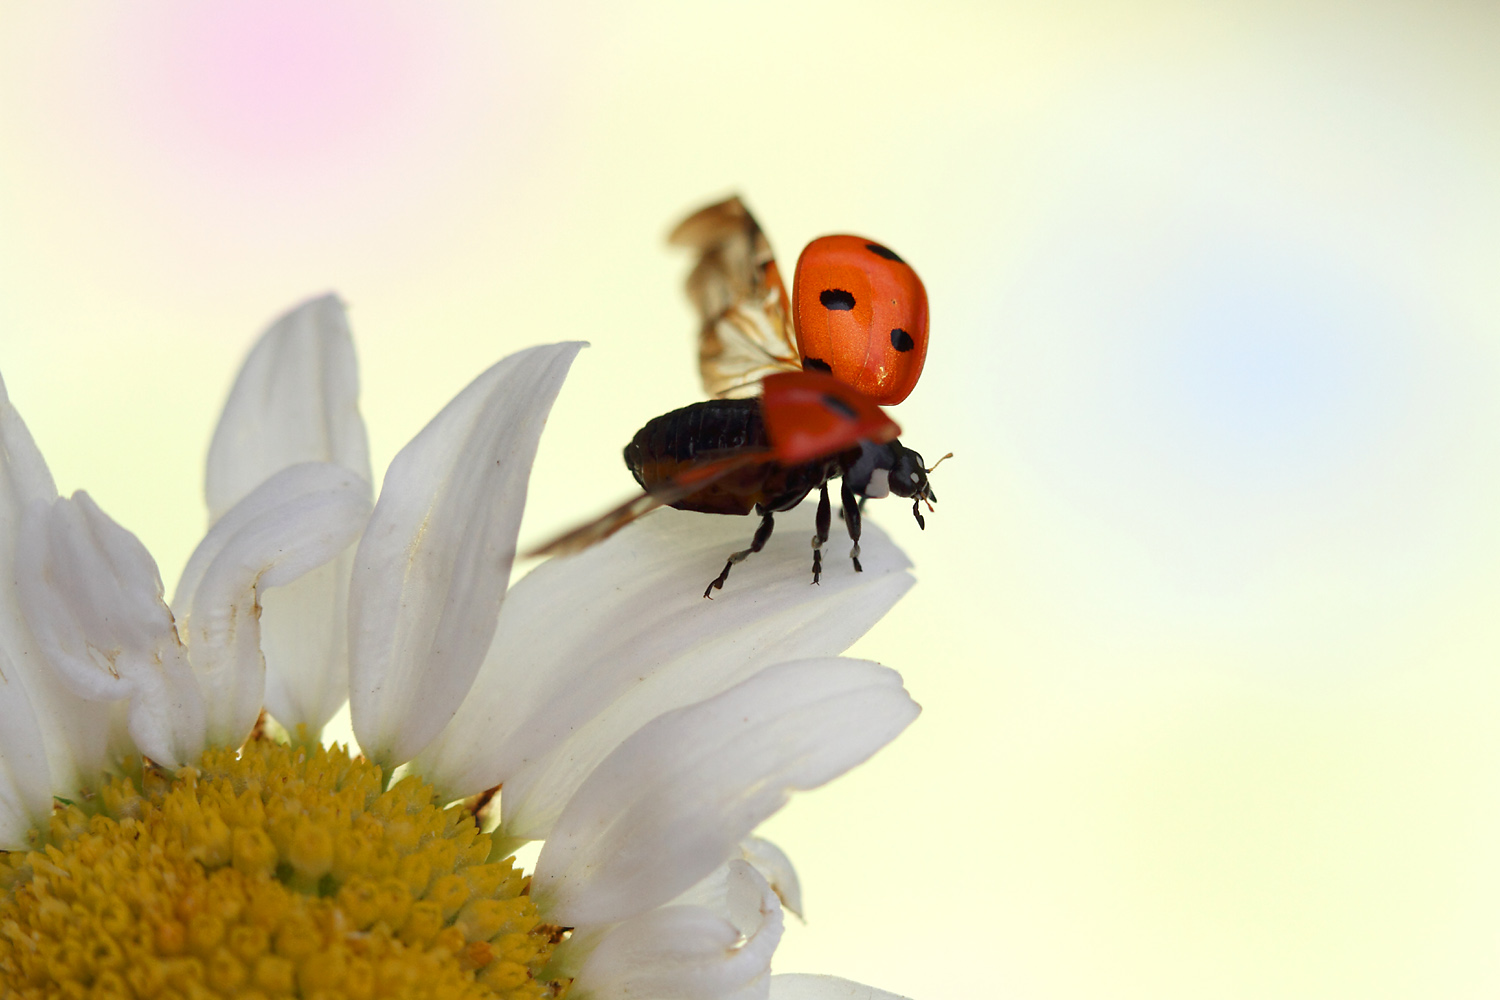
819, 289, 856, 311
803, 356, 833, 374
890, 328, 915, 352
821, 393, 859, 420
865, 242, 904, 263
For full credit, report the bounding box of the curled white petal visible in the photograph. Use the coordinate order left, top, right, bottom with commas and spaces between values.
205, 293, 372, 521
204, 289, 373, 734
0, 374, 118, 841
205, 294, 372, 737
174, 462, 372, 749
571, 860, 782, 1000
770, 975, 912, 1000
21, 494, 179, 701
348, 341, 583, 768
533, 658, 920, 927
670, 849, 796, 935
414, 505, 912, 836
738, 837, 803, 919
16, 492, 205, 767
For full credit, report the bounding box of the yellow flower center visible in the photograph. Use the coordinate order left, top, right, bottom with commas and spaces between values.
0, 739, 566, 1000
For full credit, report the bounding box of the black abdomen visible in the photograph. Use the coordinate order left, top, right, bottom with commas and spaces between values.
624, 398, 766, 471
624, 398, 832, 516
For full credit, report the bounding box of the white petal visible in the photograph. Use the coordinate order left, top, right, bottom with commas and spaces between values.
0, 378, 117, 820
670, 853, 791, 940
0, 377, 62, 843
738, 837, 803, 919
414, 504, 912, 835
0, 673, 50, 849
570, 860, 782, 1000
257, 549, 357, 737
205, 289, 372, 734
348, 342, 583, 768
16, 492, 205, 767
0, 374, 55, 504
175, 463, 371, 749
20, 494, 180, 703
770, 975, 912, 1000
205, 293, 371, 521
532, 658, 920, 927
204, 294, 372, 738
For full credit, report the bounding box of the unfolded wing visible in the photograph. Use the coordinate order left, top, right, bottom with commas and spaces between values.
527, 450, 774, 558
669, 196, 802, 399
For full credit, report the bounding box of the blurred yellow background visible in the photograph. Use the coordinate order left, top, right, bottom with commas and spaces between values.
4, 2, 1500, 997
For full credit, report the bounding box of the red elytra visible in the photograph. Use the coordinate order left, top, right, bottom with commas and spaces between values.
792, 234, 929, 406
760, 370, 900, 466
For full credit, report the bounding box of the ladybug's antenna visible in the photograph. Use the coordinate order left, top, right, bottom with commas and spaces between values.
926, 452, 953, 474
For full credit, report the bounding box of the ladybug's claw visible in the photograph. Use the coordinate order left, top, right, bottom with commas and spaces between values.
703, 509, 776, 598
810, 482, 831, 586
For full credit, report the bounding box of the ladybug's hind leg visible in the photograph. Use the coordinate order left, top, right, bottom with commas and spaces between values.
811, 483, 831, 585
840, 480, 863, 573
705, 508, 776, 598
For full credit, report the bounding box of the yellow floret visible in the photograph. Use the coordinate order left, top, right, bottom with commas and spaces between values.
0, 740, 568, 1000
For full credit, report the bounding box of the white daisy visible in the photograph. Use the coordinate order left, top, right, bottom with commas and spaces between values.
0, 295, 919, 1000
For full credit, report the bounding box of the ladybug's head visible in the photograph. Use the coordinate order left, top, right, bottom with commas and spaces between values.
844, 440, 944, 529
884, 444, 930, 499
885, 444, 939, 530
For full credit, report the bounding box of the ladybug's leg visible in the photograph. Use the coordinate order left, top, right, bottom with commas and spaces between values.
840, 480, 863, 573
811, 483, 831, 584
704, 509, 776, 599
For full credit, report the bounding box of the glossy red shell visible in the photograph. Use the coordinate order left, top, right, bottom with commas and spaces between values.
791, 234, 929, 405
760, 371, 900, 466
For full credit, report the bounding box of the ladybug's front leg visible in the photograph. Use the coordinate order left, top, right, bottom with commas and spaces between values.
811, 483, 831, 584
840, 480, 863, 573
704, 509, 776, 598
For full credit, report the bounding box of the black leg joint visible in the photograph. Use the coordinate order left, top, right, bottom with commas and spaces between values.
704, 509, 776, 598
812, 483, 831, 584
841, 480, 863, 573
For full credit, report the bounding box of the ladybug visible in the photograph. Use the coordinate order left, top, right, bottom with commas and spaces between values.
528, 196, 945, 595
532, 371, 940, 597
669, 196, 929, 405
